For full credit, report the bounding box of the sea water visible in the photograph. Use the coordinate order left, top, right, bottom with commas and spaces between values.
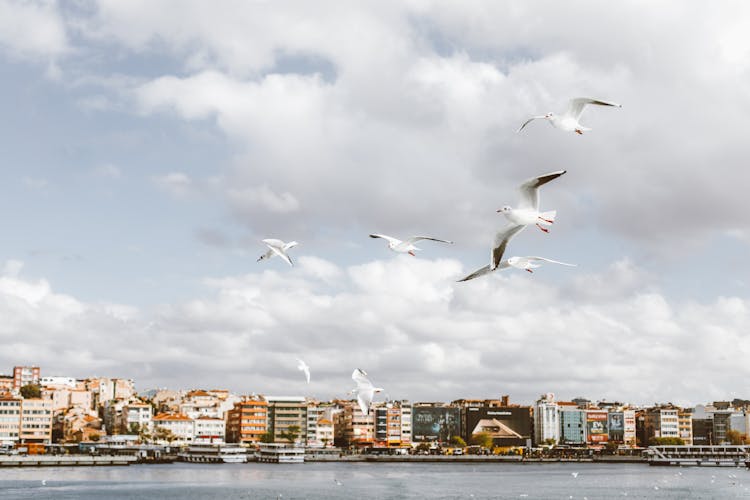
1, 462, 748, 499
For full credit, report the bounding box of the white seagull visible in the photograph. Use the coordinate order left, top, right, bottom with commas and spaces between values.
369, 234, 453, 256
458, 254, 575, 282
257, 239, 299, 267
296, 358, 311, 384
517, 97, 621, 135
351, 368, 383, 415
497, 170, 566, 234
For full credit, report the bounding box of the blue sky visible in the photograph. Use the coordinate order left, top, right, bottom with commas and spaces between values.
0, 1, 748, 405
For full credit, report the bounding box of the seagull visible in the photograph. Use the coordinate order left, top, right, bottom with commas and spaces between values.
517, 97, 621, 135
369, 234, 453, 256
334, 478, 343, 486
571, 472, 579, 478
41, 479, 47, 486
351, 368, 383, 415
497, 170, 566, 234
458, 254, 575, 282
257, 239, 299, 267
296, 358, 310, 384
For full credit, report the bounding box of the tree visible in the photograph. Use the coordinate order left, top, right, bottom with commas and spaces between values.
260, 430, 275, 443
128, 422, 141, 436
153, 426, 177, 443
470, 432, 493, 449
649, 437, 684, 446
725, 430, 744, 445
279, 425, 301, 443
415, 442, 431, 453
90, 434, 101, 442
450, 435, 467, 447
20, 384, 41, 399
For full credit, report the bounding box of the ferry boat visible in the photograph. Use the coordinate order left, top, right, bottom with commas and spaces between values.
256, 443, 305, 464
177, 443, 248, 463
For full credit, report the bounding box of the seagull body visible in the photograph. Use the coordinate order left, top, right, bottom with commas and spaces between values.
351, 368, 383, 415
497, 170, 566, 234
296, 358, 310, 384
369, 234, 452, 256
517, 97, 621, 135
257, 239, 298, 267
458, 255, 576, 282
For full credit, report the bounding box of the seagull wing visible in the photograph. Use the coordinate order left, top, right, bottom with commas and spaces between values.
526, 256, 577, 267
369, 234, 401, 246
518, 170, 566, 210
565, 98, 621, 120
352, 368, 372, 387
262, 238, 286, 248
356, 390, 373, 415
406, 236, 453, 245
269, 246, 293, 267
457, 265, 492, 282
516, 116, 543, 133
492, 224, 525, 270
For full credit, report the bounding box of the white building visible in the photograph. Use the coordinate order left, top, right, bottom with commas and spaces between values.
40, 377, 77, 388
152, 413, 194, 443
119, 403, 153, 433
534, 393, 560, 445
193, 416, 226, 441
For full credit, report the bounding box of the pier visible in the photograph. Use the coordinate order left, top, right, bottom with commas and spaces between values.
646, 445, 749, 467
0, 455, 138, 467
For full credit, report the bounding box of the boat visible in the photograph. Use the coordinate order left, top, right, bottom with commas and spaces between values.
177, 443, 248, 463
256, 443, 305, 464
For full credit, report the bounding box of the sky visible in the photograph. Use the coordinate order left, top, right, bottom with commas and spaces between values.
1, 0, 749, 406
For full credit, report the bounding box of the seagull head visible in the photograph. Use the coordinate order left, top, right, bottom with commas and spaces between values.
496, 205, 512, 214
544, 112, 554, 119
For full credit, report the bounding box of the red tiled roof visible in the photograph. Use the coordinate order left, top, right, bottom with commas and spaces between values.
153, 413, 192, 421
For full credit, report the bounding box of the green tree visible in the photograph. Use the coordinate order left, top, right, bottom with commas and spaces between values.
19, 384, 41, 399
725, 430, 744, 445
260, 430, 275, 443
450, 435, 467, 447
128, 422, 141, 436
153, 426, 177, 443
415, 442, 431, 453
279, 425, 301, 443
649, 436, 684, 446
470, 432, 493, 449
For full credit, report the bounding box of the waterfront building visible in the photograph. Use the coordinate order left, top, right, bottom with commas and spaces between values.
20, 398, 52, 444
152, 412, 194, 443
643, 407, 680, 443
334, 400, 375, 448
559, 403, 586, 445
623, 409, 637, 446
193, 416, 226, 442
13, 366, 40, 390
119, 403, 153, 434
534, 393, 560, 445
678, 409, 693, 445
305, 401, 338, 447
0, 394, 21, 445
401, 402, 412, 446
585, 409, 609, 444
375, 402, 405, 447
266, 396, 307, 444
179, 389, 224, 419
412, 402, 461, 444
226, 396, 268, 444
453, 397, 532, 448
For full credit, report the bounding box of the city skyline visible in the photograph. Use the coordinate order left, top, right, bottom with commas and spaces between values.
1, 2, 749, 404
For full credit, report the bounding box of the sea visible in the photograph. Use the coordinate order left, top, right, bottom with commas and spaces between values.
0, 462, 748, 499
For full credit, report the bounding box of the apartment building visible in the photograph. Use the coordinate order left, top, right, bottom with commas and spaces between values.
226, 396, 268, 444
20, 398, 53, 443
266, 396, 307, 444
0, 395, 21, 445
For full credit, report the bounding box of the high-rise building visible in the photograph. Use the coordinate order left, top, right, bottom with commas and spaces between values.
334, 400, 375, 448
534, 394, 560, 445
559, 403, 585, 444
19, 398, 52, 444
266, 396, 307, 444
226, 396, 268, 444
13, 366, 40, 390
0, 394, 21, 445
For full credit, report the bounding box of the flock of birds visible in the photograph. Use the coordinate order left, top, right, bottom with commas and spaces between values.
258, 97, 623, 414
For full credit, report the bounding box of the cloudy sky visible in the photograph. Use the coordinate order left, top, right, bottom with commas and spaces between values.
1, 1, 749, 406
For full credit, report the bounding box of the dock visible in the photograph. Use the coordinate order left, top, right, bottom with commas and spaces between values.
646, 445, 749, 467
0, 455, 138, 467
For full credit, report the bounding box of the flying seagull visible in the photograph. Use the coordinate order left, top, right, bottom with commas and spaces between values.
351, 368, 383, 415
497, 170, 566, 234
257, 239, 299, 267
296, 358, 311, 384
517, 97, 621, 135
458, 254, 575, 282
369, 234, 453, 256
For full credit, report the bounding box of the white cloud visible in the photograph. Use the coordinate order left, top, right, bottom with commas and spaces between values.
0, 0, 68, 59
1, 258, 748, 404
93, 163, 122, 179
152, 171, 193, 197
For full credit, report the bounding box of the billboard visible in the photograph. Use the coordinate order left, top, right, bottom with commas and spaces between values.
464, 407, 532, 447
586, 411, 609, 443
412, 406, 461, 442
